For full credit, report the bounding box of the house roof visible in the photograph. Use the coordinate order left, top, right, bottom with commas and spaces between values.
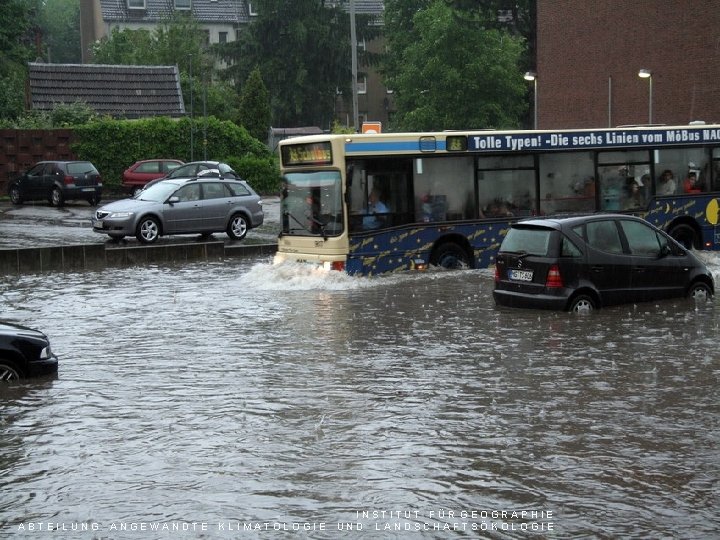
100, 0, 250, 24
28, 63, 186, 119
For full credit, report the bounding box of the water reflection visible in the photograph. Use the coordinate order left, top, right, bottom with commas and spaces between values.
1, 257, 719, 539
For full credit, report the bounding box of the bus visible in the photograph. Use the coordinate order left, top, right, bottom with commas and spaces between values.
275, 123, 720, 275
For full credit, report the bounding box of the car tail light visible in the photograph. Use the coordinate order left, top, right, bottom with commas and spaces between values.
546, 264, 563, 288
494, 265, 500, 283
63, 175, 74, 185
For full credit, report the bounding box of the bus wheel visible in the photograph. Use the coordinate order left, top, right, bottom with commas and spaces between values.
430, 242, 470, 269
669, 223, 698, 249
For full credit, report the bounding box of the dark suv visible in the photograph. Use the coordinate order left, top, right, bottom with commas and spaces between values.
0, 321, 59, 381
8, 160, 102, 206
493, 214, 714, 312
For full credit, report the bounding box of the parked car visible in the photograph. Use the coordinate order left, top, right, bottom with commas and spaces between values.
493, 214, 714, 312
0, 321, 59, 382
142, 161, 241, 191
122, 159, 183, 196
92, 170, 264, 244
8, 160, 102, 207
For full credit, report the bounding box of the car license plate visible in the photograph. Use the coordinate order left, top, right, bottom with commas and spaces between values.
509, 269, 534, 282
82, 187, 95, 192
93, 220, 104, 230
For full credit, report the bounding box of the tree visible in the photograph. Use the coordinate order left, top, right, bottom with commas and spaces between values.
217, 0, 378, 128
383, 0, 528, 131
0, 0, 41, 120
40, 0, 81, 63
238, 67, 271, 142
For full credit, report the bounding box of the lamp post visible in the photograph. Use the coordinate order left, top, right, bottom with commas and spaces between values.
524, 71, 537, 129
638, 69, 652, 124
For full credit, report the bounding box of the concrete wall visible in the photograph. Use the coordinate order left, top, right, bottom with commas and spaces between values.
0, 241, 278, 275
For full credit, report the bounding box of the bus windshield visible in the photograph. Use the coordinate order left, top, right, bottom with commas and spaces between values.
281, 170, 344, 237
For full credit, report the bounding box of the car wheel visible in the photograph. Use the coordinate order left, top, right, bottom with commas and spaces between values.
50, 186, 64, 207
687, 281, 712, 302
136, 217, 160, 244
87, 195, 101, 206
227, 214, 249, 241
0, 359, 23, 382
430, 242, 471, 269
568, 294, 596, 313
9, 186, 22, 205
669, 223, 699, 250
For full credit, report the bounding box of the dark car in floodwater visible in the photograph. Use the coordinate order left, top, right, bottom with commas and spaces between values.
8, 160, 102, 207
493, 214, 714, 312
0, 321, 59, 382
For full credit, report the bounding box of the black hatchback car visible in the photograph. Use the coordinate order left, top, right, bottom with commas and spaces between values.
493, 214, 714, 312
0, 321, 59, 381
8, 160, 103, 207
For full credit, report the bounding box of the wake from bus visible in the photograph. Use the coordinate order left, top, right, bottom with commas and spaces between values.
241, 260, 493, 291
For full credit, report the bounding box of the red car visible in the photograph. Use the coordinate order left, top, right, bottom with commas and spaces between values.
122, 159, 183, 195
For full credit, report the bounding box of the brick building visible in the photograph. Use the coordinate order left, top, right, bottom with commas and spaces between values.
536, 0, 720, 129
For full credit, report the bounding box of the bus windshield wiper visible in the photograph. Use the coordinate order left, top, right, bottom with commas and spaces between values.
284, 211, 327, 240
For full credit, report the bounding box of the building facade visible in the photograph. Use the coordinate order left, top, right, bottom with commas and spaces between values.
536, 0, 720, 129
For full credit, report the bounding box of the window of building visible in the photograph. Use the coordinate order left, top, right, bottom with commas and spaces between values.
248, 2, 258, 16
357, 75, 367, 95
175, 0, 191, 10
219, 31, 228, 44
127, 0, 145, 8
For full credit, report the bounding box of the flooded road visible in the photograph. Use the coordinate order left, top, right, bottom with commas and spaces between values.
1, 255, 719, 539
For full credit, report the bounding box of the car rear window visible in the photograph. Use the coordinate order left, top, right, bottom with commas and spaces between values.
67, 162, 98, 175
501, 227, 553, 256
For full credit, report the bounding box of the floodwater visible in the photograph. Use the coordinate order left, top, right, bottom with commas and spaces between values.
1, 254, 719, 539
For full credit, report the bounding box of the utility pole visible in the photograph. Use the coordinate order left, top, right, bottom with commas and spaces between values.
350, 0, 359, 132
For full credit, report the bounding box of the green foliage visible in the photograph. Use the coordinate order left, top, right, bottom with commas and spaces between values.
224, 154, 281, 195
0, 101, 99, 129
40, 0, 81, 63
70, 116, 275, 192
331, 120, 355, 134
0, 0, 40, 120
217, 0, 379, 129
238, 67, 271, 142
383, 0, 528, 131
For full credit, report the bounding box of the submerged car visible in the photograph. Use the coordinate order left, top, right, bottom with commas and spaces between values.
493, 214, 714, 312
8, 160, 102, 206
92, 171, 264, 244
0, 321, 59, 381
122, 159, 183, 196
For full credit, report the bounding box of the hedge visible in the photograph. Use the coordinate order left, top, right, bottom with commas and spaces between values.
71, 116, 282, 194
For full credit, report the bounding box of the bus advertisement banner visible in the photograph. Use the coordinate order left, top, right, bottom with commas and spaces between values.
468, 127, 720, 153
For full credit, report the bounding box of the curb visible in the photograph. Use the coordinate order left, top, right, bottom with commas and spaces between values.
0, 241, 279, 275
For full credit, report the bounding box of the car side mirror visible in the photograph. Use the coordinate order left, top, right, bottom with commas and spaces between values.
167, 196, 180, 204
659, 244, 672, 258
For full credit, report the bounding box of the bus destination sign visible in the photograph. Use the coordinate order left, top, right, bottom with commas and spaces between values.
466, 127, 720, 153
282, 142, 333, 166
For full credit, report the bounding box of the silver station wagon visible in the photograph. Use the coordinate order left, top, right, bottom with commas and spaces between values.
92, 172, 264, 244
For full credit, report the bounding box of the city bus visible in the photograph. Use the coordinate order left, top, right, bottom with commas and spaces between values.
275, 123, 720, 275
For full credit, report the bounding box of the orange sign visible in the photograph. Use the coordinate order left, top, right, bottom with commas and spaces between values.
362, 122, 382, 134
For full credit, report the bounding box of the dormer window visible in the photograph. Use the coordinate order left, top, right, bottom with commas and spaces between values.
175, 0, 191, 10
127, 0, 145, 9
248, 2, 258, 16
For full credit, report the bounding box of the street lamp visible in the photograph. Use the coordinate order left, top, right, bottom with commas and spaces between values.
524, 71, 537, 129
638, 69, 652, 124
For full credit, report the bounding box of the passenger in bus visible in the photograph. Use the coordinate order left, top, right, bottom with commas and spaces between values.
623, 179, 645, 210
656, 169, 677, 196
363, 188, 390, 229
484, 199, 514, 217
682, 171, 702, 194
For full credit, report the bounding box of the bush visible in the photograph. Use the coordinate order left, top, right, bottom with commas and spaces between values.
71, 116, 274, 187
224, 154, 281, 195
